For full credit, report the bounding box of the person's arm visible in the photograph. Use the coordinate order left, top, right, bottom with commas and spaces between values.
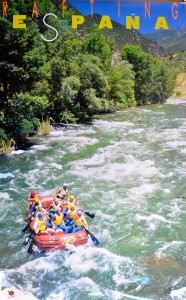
82, 216, 88, 229
29, 204, 35, 219
52, 216, 56, 227
42, 208, 49, 218
26, 199, 32, 212
41, 203, 46, 209
33, 220, 39, 234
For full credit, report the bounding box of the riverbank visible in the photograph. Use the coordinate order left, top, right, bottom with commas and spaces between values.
0, 97, 185, 156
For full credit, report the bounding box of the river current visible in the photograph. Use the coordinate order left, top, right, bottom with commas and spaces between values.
0, 99, 186, 300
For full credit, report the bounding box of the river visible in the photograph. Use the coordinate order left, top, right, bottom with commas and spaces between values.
0, 99, 186, 300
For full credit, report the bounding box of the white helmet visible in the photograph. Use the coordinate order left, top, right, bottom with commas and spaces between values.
63, 183, 67, 188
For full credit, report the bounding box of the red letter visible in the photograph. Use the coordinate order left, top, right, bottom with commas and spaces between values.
172, 3, 178, 20
144, 1, 150, 19
62, 0, 67, 17
32, 0, 38, 17
2, 0, 8, 18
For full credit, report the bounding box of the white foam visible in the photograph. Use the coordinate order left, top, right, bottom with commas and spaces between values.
64, 250, 97, 275
30, 145, 51, 151
166, 141, 186, 148
127, 184, 158, 200
136, 214, 177, 224
171, 287, 186, 299
49, 162, 62, 170
128, 128, 145, 134
166, 97, 186, 105
70, 148, 159, 184
157, 241, 185, 252
50, 134, 98, 144
11, 150, 25, 155
35, 161, 44, 167
46, 291, 64, 300
94, 120, 134, 129
73, 277, 154, 300
17, 256, 56, 274
63, 245, 132, 277
0, 192, 10, 200
49, 130, 65, 136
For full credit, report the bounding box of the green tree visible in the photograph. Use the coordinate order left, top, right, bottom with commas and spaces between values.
121, 44, 173, 105
107, 60, 136, 109
0, 17, 46, 102
4, 93, 49, 139
81, 27, 112, 67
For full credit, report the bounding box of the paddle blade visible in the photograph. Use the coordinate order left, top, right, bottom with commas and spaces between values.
23, 215, 27, 221
89, 232, 100, 246
84, 211, 95, 219
22, 224, 29, 234
84, 228, 100, 246
27, 239, 35, 254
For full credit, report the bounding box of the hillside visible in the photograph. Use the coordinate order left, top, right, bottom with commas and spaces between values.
74, 13, 168, 57
145, 28, 186, 53
162, 50, 186, 97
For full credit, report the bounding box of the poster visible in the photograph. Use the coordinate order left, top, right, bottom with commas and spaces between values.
0, 0, 186, 299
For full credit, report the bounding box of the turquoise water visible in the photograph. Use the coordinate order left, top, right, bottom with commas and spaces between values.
0, 99, 186, 300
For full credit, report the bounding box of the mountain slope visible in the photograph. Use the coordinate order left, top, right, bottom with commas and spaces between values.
76, 14, 168, 57
145, 28, 186, 53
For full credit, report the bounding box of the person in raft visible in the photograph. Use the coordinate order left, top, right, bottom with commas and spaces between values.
72, 210, 88, 233
52, 208, 72, 233
49, 198, 61, 220
33, 213, 53, 234
64, 204, 78, 226
55, 183, 69, 201
26, 190, 39, 213
67, 194, 79, 207
36, 204, 49, 219
29, 197, 46, 219
62, 194, 79, 218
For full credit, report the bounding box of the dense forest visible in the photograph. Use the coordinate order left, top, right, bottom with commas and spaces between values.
0, 0, 176, 144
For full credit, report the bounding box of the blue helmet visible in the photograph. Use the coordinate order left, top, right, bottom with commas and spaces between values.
38, 213, 43, 219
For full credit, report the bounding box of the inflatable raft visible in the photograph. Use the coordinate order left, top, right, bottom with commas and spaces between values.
22, 195, 88, 253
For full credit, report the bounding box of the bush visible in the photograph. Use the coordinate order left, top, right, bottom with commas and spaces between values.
0, 128, 8, 144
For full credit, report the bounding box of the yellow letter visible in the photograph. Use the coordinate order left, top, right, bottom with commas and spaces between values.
126, 16, 140, 30
72, 15, 84, 29
155, 17, 169, 30
98, 16, 113, 29
13, 15, 26, 29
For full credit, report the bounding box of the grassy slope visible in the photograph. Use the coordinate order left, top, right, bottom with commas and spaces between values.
163, 51, 186, 97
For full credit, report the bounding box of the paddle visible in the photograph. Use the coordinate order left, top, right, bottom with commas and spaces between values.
27, 235, 35, 254
80, 210, 95, 219
23, 233, 32, 246
22, 223, 30, 234
23, 214, 28, 221
84, 227, 100, 246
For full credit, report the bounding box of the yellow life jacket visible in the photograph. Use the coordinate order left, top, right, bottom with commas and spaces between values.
75, 217, 83, 227
38, 220, 47, 231
54, 214, 63, 225
68, 211, 76, 220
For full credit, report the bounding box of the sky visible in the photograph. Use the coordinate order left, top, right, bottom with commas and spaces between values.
67, 0, 186, 34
